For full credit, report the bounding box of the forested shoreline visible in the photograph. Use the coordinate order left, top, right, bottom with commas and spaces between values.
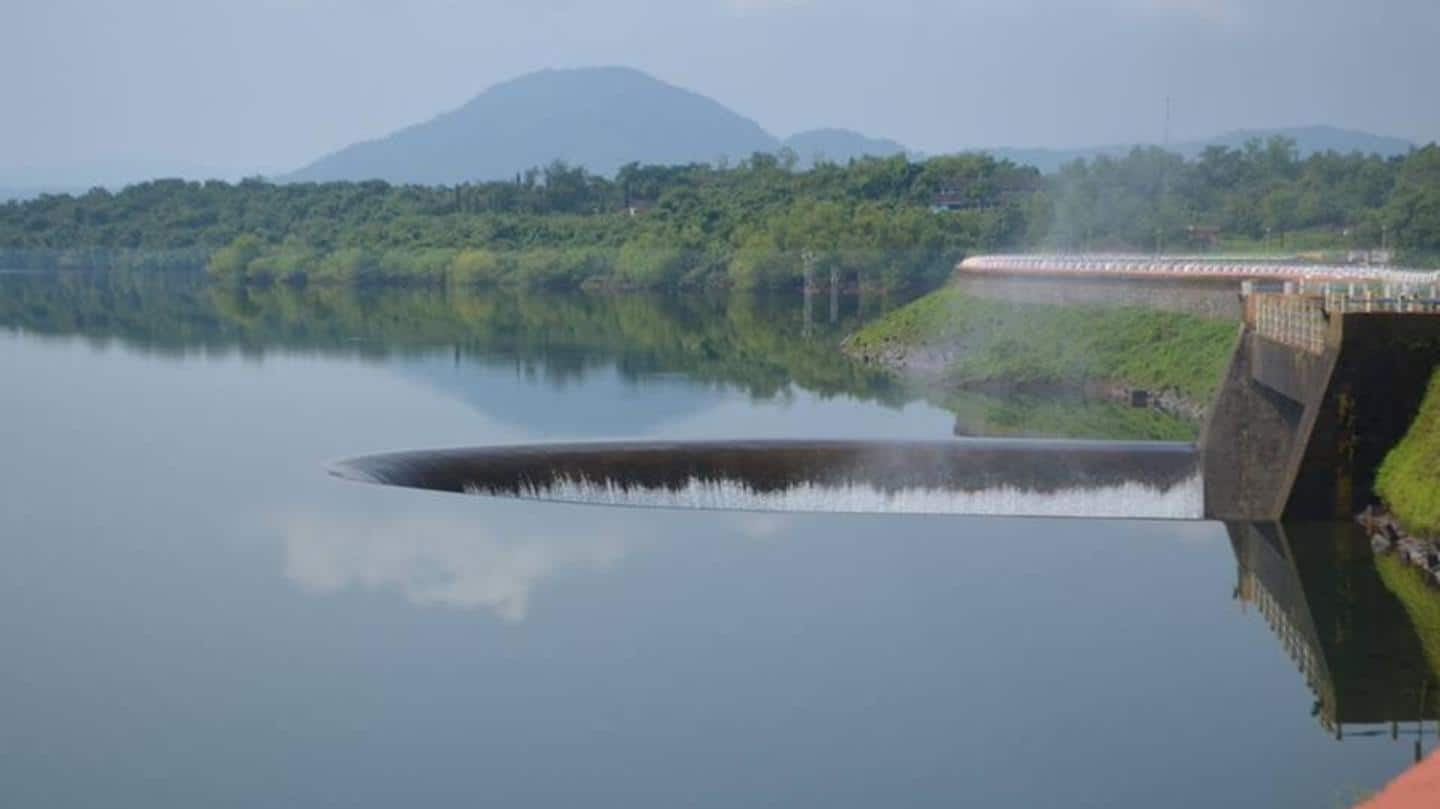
3, 137, 1439, 290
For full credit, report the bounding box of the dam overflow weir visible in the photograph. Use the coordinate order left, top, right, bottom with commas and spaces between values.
332, 439, 1204, 519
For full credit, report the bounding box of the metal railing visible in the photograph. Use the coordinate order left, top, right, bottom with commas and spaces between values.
960, 254, 1440, 286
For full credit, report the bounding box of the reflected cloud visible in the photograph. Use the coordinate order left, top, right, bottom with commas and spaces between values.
283, 517, 626, 622
736, 513, 791, 540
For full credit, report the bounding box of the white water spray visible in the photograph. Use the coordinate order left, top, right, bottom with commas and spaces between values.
468, 473, 1205, 519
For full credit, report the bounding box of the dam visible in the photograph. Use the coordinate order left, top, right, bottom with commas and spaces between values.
1203, 282, 1440, 520
10, 263, 1440, 806
334, 257, 1440, 524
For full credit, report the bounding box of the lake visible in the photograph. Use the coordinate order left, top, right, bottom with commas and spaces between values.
0, 272, 1432, 807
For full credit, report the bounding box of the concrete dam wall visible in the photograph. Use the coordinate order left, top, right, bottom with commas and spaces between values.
1202, 297, 1440, 521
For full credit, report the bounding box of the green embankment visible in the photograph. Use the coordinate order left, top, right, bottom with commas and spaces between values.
943, 390, 1202, 441
1375, 554, 1440, 682
844, 285, 1237, 404
1376, 370, 1440, 536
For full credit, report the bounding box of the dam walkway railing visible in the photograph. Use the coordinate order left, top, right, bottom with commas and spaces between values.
959, 254, 1440, 286
1244, 281, 1440, 354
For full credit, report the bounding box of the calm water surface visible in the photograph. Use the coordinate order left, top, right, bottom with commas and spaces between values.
0, 274, 1430, 807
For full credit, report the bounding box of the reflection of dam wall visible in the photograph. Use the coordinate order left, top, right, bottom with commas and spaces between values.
1229, 523, 1336, 729
1229, 522, 1440, 733
949, 275, 1242, 320
1203, 298, 1440, 521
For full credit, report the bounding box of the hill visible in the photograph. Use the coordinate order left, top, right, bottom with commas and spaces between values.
784, 129, 907, 166
0, 187, 79, 203
988, 125, 1414, 173
1198, 125, 1413, 157
286, 67, 781, 184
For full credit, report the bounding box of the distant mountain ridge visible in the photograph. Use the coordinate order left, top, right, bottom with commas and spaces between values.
986, 125, 1414, 173
783, 129, 907, 166
13, 67, 1414, 192
288, 68, 1415, 184
0, 187, 82, 203
287, 68, 924, 184
288, 67, 782, 184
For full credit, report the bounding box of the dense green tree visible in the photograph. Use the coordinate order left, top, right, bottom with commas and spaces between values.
5, 138, 1438, 286
1387, 146, 1440, 254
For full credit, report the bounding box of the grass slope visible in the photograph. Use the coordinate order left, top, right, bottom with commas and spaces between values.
1375, 555, 1440, 683
943, 390, 1202, 441
1376, 369, 1440, 536
845, 286, 1237, 402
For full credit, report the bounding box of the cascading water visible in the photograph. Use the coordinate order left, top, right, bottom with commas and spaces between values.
334, 439, 1206, 520
491, 473, 1203, 518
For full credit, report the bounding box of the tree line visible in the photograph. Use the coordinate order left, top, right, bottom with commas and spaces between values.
2, 138, 1438, 289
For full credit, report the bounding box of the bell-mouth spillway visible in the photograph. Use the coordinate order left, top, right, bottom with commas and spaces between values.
330, 439, 1204, 519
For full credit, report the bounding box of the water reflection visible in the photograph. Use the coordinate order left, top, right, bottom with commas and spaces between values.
283, 516, 627, 622
9, 272, 1440, 805
0, 271, 1197, 441
280, 505, 1440, 763
0, 270, 897, 397
1230, 521, 1440, 759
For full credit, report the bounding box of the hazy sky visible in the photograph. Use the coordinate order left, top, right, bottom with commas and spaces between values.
4, 0, 1438, 182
